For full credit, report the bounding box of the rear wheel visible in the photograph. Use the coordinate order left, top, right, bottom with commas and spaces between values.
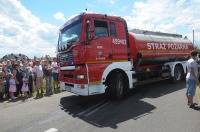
109, 72, 125, 100
172, 66, 183, 83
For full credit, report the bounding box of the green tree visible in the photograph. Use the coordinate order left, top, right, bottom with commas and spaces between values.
195, 45, 200, 53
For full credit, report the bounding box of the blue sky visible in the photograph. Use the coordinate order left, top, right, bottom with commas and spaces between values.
0, 0, 200, 58
19, 0, 135, 26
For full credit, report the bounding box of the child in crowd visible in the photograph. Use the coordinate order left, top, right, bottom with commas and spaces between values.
9, 74, 17, 100
21, 73, 29, 97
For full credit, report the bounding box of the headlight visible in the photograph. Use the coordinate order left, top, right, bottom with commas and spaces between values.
76, 74, 84, 80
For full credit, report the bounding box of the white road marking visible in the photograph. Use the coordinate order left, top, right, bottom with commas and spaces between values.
44, 128, 58, 132
77, 100, 107, 116
84, 101, 112, 117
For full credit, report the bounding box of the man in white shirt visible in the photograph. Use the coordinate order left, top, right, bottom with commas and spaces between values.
33, 60, 44, 96
51, 58, 59, 91
186, 50, 200, 109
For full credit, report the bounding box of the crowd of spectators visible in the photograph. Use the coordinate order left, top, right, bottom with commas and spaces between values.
0, 56, 60, 101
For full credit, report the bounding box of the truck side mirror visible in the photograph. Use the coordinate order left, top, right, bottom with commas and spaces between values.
89, 20, 95, 39
137, 52, 142, 59
136, 52, 143, 67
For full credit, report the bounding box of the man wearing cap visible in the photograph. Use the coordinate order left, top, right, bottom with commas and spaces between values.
33, 60, 44, 96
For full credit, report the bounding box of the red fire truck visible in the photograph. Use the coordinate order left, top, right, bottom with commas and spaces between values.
57, 13, 194, 99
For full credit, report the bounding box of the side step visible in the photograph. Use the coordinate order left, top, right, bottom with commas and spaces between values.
133, 78, 168, 87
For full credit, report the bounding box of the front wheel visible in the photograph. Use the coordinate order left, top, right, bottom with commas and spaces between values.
109, 72, 125, 100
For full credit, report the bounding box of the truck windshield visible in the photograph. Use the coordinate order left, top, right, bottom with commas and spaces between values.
59, 23, 82, 45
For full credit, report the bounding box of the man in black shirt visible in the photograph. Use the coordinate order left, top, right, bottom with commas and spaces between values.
43, 60, 52, 95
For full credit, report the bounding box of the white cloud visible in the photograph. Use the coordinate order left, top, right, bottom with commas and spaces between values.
54, 12, 65, 22
123, 0, 200, 45
0, 0, 59, 58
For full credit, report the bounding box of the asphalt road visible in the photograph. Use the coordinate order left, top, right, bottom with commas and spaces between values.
0, 81, 200, 132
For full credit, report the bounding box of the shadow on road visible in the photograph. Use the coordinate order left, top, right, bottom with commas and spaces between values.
60, 80, 186, 129
128, 80, 186, 99
60, 94, 107, 116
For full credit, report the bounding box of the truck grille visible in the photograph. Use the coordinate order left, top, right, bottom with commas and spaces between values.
59, 52, 74, 64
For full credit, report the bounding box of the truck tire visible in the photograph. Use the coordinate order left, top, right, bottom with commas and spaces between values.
109, 72, 125, 100
172, 66, 182, 83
